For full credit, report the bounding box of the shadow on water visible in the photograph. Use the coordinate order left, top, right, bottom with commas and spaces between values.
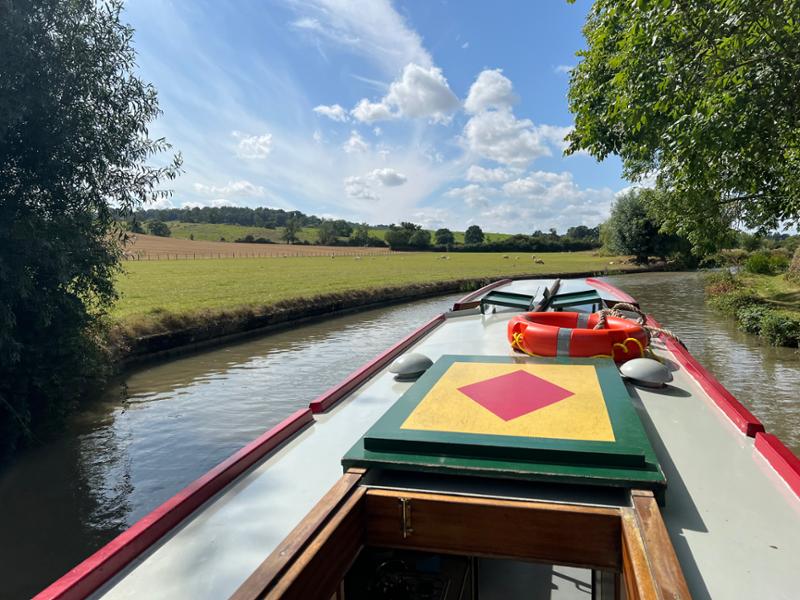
2, 272, 799, 597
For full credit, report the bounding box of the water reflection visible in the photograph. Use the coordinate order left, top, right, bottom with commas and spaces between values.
0, 294, 461, 598
2, 273, 799, 598
607, 271, 800, 450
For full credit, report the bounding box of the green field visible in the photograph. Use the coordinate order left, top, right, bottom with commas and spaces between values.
114, 251, 628, 331
164, 221, 511, 245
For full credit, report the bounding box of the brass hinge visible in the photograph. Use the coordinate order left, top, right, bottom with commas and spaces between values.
399, 497, 413, 538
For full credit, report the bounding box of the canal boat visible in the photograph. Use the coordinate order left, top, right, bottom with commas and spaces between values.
36, 277, 800, 599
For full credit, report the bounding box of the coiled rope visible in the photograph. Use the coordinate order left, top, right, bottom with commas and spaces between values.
593, 302, 682, 344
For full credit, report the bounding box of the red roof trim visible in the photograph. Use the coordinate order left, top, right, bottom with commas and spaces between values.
34, 408, 314, 600
755, 432, 800, 499
648, 315, 764, 437
585, 277, 638, 304
452, 278, 512, 310
309, 313, 446, 413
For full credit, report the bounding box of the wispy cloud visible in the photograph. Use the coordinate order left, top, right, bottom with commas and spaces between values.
285, 0, 432, 75
233, 131, 273, 159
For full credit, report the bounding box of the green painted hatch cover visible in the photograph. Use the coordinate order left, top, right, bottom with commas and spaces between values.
343, 355, 666, 497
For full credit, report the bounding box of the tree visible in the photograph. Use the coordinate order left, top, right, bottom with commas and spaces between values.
282, 218, 301, 243
316, 220, 338, 245
409, 229, 431, 248
384, 222, 422, 248
435, 228, 455, 246
129, 219, 145, 234
147, 220, 171, 237
0, 0, 180, 460
351, 224, 370, 246
603, 190, 687, 264
566, 1, 800, 252
464, 225, 484, 245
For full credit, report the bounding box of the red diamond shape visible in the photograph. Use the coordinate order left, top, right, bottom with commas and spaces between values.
457, 370, 574, 421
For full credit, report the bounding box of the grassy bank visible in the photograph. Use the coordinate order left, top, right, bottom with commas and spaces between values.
706, 272, 800, 346
111, 251, 639, 354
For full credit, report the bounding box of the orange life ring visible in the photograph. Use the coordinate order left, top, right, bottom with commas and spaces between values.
507, 311, 648, 363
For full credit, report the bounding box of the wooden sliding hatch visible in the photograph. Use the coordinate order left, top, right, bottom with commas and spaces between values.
231, 470, 690, 600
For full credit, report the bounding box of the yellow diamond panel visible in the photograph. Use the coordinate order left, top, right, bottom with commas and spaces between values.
400, 362, 615, 442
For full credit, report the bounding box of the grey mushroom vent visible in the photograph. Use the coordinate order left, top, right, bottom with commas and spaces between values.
389, 353, 433, 381
619, 358, 673, 388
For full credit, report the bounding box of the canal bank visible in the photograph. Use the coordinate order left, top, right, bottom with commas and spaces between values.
116, 266, 661, 365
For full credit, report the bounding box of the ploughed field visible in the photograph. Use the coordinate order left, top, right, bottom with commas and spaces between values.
114, 251, 633, 334
124, 233, 390, 258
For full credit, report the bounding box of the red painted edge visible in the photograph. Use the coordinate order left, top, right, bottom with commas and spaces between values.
585, 277, 638, 304
309, 313, 446, 413
647, 314, 764, 437
452, 278, 512, 310
755, 432, 800, 498
34, 408, 314, 600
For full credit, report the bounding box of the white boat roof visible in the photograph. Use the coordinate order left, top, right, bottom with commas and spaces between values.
91, 278, 800, 600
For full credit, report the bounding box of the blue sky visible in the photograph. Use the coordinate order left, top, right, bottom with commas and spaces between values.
125, 0, 627, 233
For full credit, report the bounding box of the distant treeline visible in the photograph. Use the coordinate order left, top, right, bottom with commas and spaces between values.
130, 206, 364, 230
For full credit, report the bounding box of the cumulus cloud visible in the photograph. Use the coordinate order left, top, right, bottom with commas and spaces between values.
475, 170, 616, 231
466, 165, 518, 183
313, 104, 348, 121
554, 65, 574, 74
342, 130, 369, 153
536, 124, 573, 153
463, 108, 549, 166
464, 69, 517, 114
193, 180, 265, 197
343, 175, 379, 201
369, 168, 407, 186
351, 98, 394, 123
351, 63, 460, 124
343, 167, 408, 202
445, 183, 492, 208
233, 131, 272, 158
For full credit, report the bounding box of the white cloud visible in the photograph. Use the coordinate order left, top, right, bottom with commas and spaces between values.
210, 198, 241, 207
464, 69, 517, 114
313, 103, 348, 121
466, 165, 518, 183
445, 183, 492, 208
287, 0, 432, 75
232, 131, 272, 158
351, 98, 394, 123
342, 130, 369, 154
475, 170, 616, 231
313, 130, 323, 143
373, 126, 382, 136
369, 168, 407, 186
536, 124, 573, 153
385, 63, 460, 122
461, 42, 469, 49
503, 171, 573, 197
193, 180, 266, 197
343, 175, 379, 201
463, 108, 549, 166
554, 65, 574, 74
146, 197, 174, 209
352, 63, 460, 124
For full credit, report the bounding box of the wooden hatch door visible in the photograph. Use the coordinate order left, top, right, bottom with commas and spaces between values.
231, 469, 691, 600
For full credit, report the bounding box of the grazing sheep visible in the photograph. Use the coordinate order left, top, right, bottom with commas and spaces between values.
534, 258, 545, 264
355, 256, 361, 260
503, 255, 510, 259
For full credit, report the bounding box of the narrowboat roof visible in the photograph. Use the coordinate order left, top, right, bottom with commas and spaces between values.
38, 277, 800, 600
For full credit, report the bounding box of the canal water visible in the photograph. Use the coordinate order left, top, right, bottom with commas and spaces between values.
1, 271, 798, 598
